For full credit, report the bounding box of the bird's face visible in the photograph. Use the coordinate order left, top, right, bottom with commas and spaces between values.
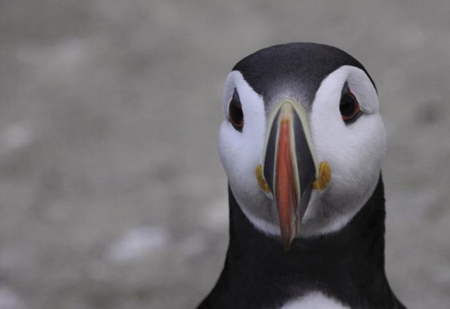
218, 44, 386, 248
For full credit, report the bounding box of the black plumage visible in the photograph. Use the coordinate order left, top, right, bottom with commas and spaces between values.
198, 176, 405, 309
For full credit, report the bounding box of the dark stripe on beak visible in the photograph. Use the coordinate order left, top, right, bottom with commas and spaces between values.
263, 113, 279, 195
292, 106, 316, 223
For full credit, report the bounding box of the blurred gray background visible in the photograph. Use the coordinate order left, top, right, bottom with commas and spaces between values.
0, 0, 449, 308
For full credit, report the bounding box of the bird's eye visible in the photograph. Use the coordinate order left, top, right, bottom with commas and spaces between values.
340, 92, 361, 124
228, 89, 244, 132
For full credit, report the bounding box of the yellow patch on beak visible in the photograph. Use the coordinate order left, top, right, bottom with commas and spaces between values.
258, 162, 331, 193
256, 165, 271, 193
312, 161, 332, 191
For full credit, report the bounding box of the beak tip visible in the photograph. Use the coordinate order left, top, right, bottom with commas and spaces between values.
281, 225, 297, 251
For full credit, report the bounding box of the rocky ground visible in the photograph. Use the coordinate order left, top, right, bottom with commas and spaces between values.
0, 0, 449, 308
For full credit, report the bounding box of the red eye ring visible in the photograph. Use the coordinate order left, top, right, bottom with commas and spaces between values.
340, 92, 361, 123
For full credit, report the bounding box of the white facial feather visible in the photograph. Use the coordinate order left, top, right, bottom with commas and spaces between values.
302, 66, 386, 235
219, 71, 279, 234
218, 66, 386, 237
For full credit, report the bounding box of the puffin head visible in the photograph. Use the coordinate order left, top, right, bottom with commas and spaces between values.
218, 43, 386, 249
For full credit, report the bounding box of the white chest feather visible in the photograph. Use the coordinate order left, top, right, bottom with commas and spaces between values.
281, 292, 350, 309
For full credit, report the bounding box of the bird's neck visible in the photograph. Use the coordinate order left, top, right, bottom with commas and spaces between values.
227, 176, 387, 272
204, 175, 401, 308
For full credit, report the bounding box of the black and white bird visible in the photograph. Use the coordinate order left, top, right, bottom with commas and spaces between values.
198, 43, 406, 309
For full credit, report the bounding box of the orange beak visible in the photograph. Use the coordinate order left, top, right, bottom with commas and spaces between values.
261, 100, 319, 250
275, 104, 300, 249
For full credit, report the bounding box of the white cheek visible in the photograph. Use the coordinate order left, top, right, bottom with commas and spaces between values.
302, 66, 386, 235
218, 71, 278, 233
313, 113, 385, 203
218, 121, 262, 198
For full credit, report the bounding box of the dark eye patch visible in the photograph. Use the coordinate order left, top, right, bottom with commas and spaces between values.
229, 89, 244, 132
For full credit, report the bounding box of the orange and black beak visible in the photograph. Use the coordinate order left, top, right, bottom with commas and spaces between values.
257, 99, 330, 250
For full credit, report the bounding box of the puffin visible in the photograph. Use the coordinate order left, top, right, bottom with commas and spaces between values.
197, 43, 406, 309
